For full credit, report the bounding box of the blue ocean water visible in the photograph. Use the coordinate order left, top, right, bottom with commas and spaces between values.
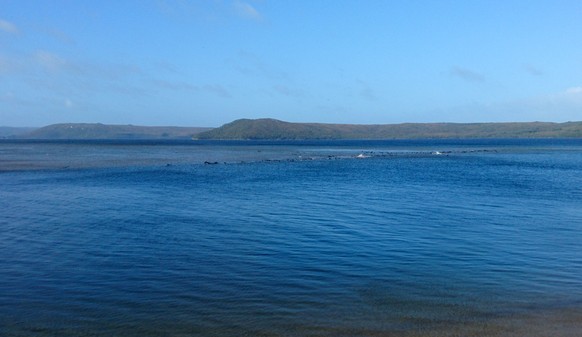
1, 139, 582, 336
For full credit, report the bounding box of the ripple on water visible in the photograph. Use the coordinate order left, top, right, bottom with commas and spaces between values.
1, 140, 582, 336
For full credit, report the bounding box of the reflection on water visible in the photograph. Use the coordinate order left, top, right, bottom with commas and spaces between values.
1, 139, 582, 336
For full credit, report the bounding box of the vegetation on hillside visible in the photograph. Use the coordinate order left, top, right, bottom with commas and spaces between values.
195, 119, 582, 140
20, 123, 212, 140
8, 119, 582, 140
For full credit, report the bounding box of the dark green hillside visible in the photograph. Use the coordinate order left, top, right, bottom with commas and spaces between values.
11, 119, 582, 140
194, 119, 347, 140
22, 123, 212, 140
196, 119, 582, 140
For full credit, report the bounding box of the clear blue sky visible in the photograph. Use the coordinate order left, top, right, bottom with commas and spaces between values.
1, 0, 582, 127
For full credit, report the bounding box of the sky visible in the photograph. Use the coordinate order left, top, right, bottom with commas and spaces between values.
1, 0, 582, 127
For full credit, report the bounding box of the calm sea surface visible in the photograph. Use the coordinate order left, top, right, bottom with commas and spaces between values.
1, 139, 582, 336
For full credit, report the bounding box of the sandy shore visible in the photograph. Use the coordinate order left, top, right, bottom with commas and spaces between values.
311, 306, 582, 337
446, 307, 582, 337
413, 309, 581, 337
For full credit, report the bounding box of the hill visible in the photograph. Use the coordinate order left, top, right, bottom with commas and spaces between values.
9, 119, 582, 140
0, 126, 38, 138
195, 119, 582, 140
21, 123, 212, 140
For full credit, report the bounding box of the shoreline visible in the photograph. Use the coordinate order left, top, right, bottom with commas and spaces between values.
3, 306, 581, 336
395, 305, 582, 337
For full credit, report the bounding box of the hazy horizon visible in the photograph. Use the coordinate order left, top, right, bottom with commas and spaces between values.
4, 118, 582, 130
2, 1, 582, 127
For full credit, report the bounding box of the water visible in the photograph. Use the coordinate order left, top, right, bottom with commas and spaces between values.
1, 139, 582, 336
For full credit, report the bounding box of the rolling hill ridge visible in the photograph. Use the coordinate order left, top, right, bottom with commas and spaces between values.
195, 119, 582, 139
6, 119, 582, 140
20, 123, 212, 140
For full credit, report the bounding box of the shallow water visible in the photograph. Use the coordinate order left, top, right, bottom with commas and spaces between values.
1, 139, 582, 336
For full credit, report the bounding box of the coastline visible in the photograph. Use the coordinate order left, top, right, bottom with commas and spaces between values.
392, 306, 582, 337
3, 305, 580, 336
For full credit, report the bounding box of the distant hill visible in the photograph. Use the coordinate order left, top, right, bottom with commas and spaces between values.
0, 126, 38, 138
20, 123, 212, 140
195, 118, 582, 140
9, 119, 582, 140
